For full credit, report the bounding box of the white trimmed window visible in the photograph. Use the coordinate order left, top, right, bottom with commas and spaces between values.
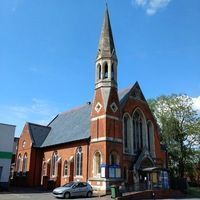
93, 152, 101, 177
63, 160, 68, 176
51, 151, 58, 177
75, 147, 82, 176
22, 153, 27, 175
16, 154, 21, 174
123, 114, 132, 154
133, 110, 145, 152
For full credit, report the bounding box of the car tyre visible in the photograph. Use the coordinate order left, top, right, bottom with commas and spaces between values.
64, 192, 70, 199
87, 191, 92, 198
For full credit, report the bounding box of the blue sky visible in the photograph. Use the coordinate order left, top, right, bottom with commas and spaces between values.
0, 0, 200, 136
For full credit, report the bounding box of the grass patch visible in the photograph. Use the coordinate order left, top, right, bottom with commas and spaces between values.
187, 187, 200, 198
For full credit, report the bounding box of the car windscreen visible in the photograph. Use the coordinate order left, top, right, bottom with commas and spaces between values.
63, 182, 74, 187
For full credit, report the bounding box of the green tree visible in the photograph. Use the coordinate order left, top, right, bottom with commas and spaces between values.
148, 94, 200, 178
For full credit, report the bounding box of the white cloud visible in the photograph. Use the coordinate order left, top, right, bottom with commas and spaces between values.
0, 98, 59, 137
132, 0, 171, 15
192, 96, 200, 114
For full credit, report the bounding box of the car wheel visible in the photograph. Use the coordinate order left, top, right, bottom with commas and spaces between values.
64, 192, 70, 199
87, 191, 92, 198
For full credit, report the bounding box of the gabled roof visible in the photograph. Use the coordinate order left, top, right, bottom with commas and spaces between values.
118, 81, 147, 107
41, 104, 92, 147
26, 82, 147, 148
118, 85, 132, 103
28, 123, 51, 147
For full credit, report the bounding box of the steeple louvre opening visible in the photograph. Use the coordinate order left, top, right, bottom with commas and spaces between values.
111, 63, 114, 80
103, 62, 108, 79
97, 64, 101, 80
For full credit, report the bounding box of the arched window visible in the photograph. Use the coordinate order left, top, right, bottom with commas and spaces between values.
111, 64, 114, 80
109, 152, 120, 178
75, 147, 82, 176
63, 160, 68, 176
22, 153, 27, 175
110, 152, 119, 165
22, 140, 26, 149
16, 154, 21, 173
139, 118, 143, 148
51, 151, 58, 177
98, 64, 101, 80
123, 114, 132, 154
147, 121, 155, 156
42, 162, 47, 176
104, 62, 108, 79
133, 110, 145, 152
93, 152, 101, 177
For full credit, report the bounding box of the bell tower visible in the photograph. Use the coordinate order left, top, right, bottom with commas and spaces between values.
91, 7, 121, 140
89, 8, 123, 192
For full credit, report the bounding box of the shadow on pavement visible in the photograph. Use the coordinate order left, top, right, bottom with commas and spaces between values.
0, 186, 52, 194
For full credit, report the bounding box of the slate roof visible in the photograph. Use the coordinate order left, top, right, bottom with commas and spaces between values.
118, 82, 147, 107
118, 85, 133, 104
40, 87, 133, 148
97, 8, 117, 60
30, 84, 136, 148
28, 123, 51, 147
41, 104, 92, 147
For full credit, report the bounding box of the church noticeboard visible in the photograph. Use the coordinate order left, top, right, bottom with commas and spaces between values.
116, 168, 121, 178
109, 167, 115, 178
101, 167, 106, 178
100, 164, 107, 178
109, 165, 121, 178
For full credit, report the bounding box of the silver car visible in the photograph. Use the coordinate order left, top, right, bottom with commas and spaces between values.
53, 181, 93, 199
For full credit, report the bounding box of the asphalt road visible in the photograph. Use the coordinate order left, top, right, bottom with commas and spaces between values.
1, 192, 200, 200
0, 192, 111, 200
0, 188, 113, 200
0, 188, 199, 200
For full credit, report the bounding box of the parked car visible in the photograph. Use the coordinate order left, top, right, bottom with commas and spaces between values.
53, 181, 93, 199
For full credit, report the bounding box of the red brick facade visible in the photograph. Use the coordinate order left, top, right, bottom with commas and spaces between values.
14, 8, 168, 193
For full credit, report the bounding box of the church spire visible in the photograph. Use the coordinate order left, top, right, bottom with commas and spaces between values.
95, 8, 118, 89
96, 8, 117, 61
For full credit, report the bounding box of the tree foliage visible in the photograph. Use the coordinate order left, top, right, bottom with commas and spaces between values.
148, 94, 200, 179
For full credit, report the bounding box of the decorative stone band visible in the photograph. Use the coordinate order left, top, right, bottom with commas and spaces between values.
0, 151, 13, 159
91, 137, 122, 143
91, 114, 120, 121
95, 81, 117, 89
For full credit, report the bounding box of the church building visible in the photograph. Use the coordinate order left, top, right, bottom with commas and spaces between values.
14, 8, 168, 193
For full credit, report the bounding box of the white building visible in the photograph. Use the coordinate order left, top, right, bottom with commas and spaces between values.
0, 123, 16, 190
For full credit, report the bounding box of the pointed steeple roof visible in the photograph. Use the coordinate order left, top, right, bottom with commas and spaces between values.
97, 8, 117, 60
